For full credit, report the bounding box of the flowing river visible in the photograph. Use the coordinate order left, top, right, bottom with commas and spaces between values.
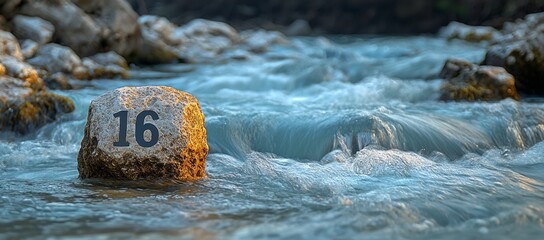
1, 36, 544, 239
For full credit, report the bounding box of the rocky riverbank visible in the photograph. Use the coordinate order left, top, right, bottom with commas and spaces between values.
0, 0, 288, 134
439, 12, 544, 98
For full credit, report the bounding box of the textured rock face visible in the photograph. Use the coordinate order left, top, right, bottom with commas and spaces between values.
11, 15, 54, 45
0, 75, 75, 134
78, 86, 208, 180
439, 59, 519, 101
482, 13, 544, 94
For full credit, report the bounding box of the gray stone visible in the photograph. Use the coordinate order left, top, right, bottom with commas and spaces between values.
18, 0, 102, 57
78, 86, 208, 180
0, 30, 23, 61
439, 21, 500, 42
0, 55, 42, 89
28, 43, 85, 77
11, 15, 54, 45
82, 57, 128, 79
241, 30, 288, 53
88, 51, 128, 69
19, 39, 39, 59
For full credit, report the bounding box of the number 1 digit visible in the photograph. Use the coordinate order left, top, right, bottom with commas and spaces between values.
113, 111, 130, 147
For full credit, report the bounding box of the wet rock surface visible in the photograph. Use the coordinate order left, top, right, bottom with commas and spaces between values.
78, 86, 208, 180
439, 59, 519, 101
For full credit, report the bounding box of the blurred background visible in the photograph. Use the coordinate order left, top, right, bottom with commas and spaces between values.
129, 0, 544, 34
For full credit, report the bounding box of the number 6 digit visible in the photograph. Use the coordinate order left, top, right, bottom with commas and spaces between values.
135, 110, 160, 147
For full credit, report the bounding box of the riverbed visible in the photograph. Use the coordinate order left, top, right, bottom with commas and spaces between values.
1, 36, 544, 239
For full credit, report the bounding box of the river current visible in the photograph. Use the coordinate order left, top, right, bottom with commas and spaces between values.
1, 36, 544, 239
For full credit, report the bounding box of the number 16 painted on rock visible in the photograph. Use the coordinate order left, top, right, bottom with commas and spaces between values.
113, 110, 160, 147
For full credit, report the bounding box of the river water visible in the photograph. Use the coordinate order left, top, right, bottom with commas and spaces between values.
1, 36, 544, 239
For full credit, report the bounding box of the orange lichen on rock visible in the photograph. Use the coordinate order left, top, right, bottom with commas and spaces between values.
179, 102, 208, 180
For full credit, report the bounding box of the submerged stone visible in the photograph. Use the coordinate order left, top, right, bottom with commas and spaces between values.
77, 86, 208, 181
439, 59, 519, 101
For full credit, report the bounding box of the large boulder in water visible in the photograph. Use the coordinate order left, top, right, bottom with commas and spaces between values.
439, 59, 519, 101
482, 12, 544, 95
78, 86, 208, 180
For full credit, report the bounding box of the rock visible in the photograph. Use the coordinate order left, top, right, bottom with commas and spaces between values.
72, 0, 141, 57
176, 19, 240, 62
136, 15, 180, 63
88, 51, 129, 70
18, 0, 102, 57
137, 16, 242, 62
11, 15, 55, 45
138, 15, 182, 46
0, 75, 74, 134
439, 59, 519, 101
19, 39, 38, 59
0, 30, 23, 61
44, 72, 73, 90
77, 86, 208, 180
0, 63, 5, 75
0, 55, 42, 90
241, 30, 288, 53
27, 43, 85, 77
439, 21, 500, 42
82, 57, 128, 79
482, 12, 544, 94
179, 18, 240, 43
16, 0, 177, 63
